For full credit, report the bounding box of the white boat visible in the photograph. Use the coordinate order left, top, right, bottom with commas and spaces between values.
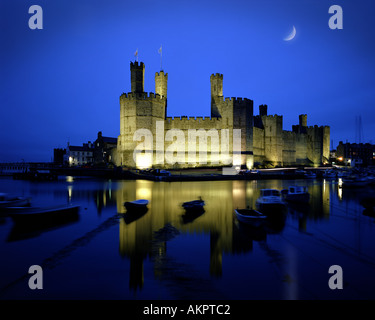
281, 186, 310, 204
256, 189, 286, 216
235, 208, 267, 227
124, 199, 149, 211
0, 193, 31, 209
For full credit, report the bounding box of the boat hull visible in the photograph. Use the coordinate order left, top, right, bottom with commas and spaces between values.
284, 193, 310, 204
0, 198, 31, 209
182, 200, 205, 212
235, 209, 267, 227
255, 202, 287, 217
124, 200, 149, 211
7, 205, 80, 224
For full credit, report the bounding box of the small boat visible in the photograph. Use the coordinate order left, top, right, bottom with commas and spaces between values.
0, 193, 31, 209
341, 175, 369, 188
6, 204, 80, 224
304, 172, 316, 179
255, 189, 286, 216
182, 198, 205, 211
124, 199, 149, 211
295, 169, 306, 175
7, 209, 80, 241
235, 208, 267, 227
281, 186, 310, 204
323, 170, 337, 179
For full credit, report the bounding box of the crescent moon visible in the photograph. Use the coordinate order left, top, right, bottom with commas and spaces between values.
284, 26, 296, 41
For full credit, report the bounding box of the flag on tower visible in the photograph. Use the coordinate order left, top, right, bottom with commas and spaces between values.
158, 45, 162, 70
134, 48, 138, 61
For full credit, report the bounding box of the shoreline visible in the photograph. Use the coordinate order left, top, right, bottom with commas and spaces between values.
47, 166, 330, 182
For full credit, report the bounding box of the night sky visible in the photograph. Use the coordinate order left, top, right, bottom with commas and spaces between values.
1, 0, 375, 162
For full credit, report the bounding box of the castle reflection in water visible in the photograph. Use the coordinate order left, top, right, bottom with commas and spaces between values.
87, 179, 333, 291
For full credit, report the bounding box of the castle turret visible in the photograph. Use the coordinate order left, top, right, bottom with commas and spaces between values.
210, 73, 223, 118
210, 73, 223, 97
155, 71, 168, 98
130, 61, 145, 93
259, 105, 268, 116
299, 114, 307, 128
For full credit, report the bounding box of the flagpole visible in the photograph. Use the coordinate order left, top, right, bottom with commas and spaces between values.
159, 45, 162, 71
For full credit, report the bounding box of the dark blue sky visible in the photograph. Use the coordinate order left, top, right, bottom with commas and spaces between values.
1, 0, 375, 162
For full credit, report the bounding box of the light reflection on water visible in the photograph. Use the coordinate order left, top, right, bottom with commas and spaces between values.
1, 176, 375, 300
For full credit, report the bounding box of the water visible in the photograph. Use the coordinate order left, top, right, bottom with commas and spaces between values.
1, 176, 375, 300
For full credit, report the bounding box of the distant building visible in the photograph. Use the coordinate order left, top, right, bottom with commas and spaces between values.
336, 141, 375, 167
53, 148, 66, 165
64, 142, 94, 166
94, 131, 117, 165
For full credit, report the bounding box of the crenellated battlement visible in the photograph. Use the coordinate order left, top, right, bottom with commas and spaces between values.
307, 125, 328, 130
165, 116, 222, 123
120, 92, 166, 102
130, 61, 144, 68
210, 73, 223, 79
262, 114, 283, 120
155, 71, 168, 78
214, 96, 253, 105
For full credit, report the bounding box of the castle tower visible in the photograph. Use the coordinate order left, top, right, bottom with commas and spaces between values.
210, 73, 223, 118
210, 73, 223, 97
130, 61, 145, 93
155, 71, 168, 118
155, 71, 168, 98
299, 114, 307, 128
259, 105, 268, 116
117, 61, 167, 169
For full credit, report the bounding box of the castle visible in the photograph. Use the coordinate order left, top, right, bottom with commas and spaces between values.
115, 61, 330, 169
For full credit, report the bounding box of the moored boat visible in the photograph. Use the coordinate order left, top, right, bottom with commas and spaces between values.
281, 186, 310, 204
6, 204, 80, 224
255, 189, 286, 216
182, 198, 205, 211
304, 172, 316, 179
341, 175, 369, 188
0, 193, 31, 209
124, 199, 149, 211
323, 170, 337, 179
235, 208, 267, 227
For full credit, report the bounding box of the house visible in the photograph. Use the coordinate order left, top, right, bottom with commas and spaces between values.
64, 142, 94, 166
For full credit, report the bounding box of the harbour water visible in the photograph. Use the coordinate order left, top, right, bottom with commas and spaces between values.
1, 175, 375, 300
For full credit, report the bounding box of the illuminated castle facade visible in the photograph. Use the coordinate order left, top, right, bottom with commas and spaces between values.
115, 61, 330, 169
